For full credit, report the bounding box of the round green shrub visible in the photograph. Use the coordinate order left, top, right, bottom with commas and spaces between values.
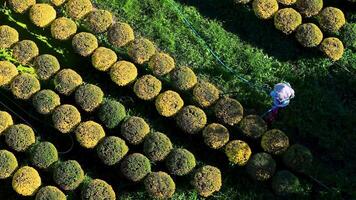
91, 47, 118, 71
51, 0, 66, 7
144, 172, 175, 199
202, 123, 229, 149
274, 8, 302, 35
52, 104, 81, 134
271, 170, 301, 196
191, 165, 222, 197
170, 66, 198, 91
0, 61, 18, 87
143, 132, 173, 162
261, 129, 289, 155
54, 69, 83, 96
176, 105, 207, 134
12, 166, 41, 196
133, 75, 162, 101
341, 23, 356, 51
8, 0, 36, 14
0, 150, 18, 179
317, 7, 346, 34
30, 142, 58, 169
225, 140, 251, 166
110, 61, 138, 86
0, 111, 13, 135
51, 17, 78, 41
33, 54, 60, 81
252, 0, 279, 20
283, 144, 313, 173
277, 0, 297, 5
295, 23, 323, 47
148, 53, 175, 76
107, 22, 135, 48
35, 186, 66, 200
97, 99, 126, 129
5, 124, 36, 152
75, 84, 104, 112
239, 115, 267, 138
127, 38, 156, 64
85, 10, 113, 33
120, 153, 151, 182
72, 32, 98, 57
11, 73, 40, 100
0, 25, 19, 48
214, 97, 244, 126
320, 37, 344, 61
75, 121, 106, 149
12, 40, 39, 64
296, 0, 323, 17
29, 4, 56, 28
32, 89, 61, 115
53, 160, 85, 191
96, 136, 129, 166
165, 148, 196, 176
65, 0, 93, 20
81, 179, 116, 200
155, 90, 184, 117
121, 116, 150, 145
193, 81, 220, 108
246, 152, 276, 181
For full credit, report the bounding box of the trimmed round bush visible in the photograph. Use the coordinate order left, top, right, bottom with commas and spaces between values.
155, 90, 184, 117
283, 144, 313, 173
277, 0, 297, 5
148, 53, 175, 76
65, 0, 93, 20
274, 8, 302, 35
0, 25, 19, 48
12, 166, 41, 196
193, 81, 220, 108
143, 132, 173, 162
52, 104, 81, 134
75, 84, 104, 112
171, 66, 197, 91
144, 172, 175, 199
246, 152, 276, 181
32, 89, 61, 115
252, 0, 279, 20
296, 23, 323, 47
341, 23, 356, 51
0, 61, 18, 87
98, 99, 126, 129
239, 115, 267, 138
133, 75, 162, 100
35, 186, 66, 200
127, 38, 156, 64
72, 32, 98, 57
33, 54, 60, 81
110, 61, 138, 86
75, 121, 106, 149
176, 105, 207, 134
51, 0, 66, 7
214, 97, 244, 126
0, 111, 13, 135
54, 69, 83, 96
121, 116, 150, 145
29, 4, 56, 28
8, 0, 36, 13
107, 22, 135, 48
12, 40, 39, 64
320, 37, 344, 61
0, 150, 18, 179
96, 136, 129, 166
202, 123, 229, 149
81, 179, 116, 200
51, 17, 78, 41
296, 0, 323, 17
53, 160, 85, 191
120, 153, 151, 182
5, 124, 36, 152
85, 10, 113, 33
261, 129, 289, 155
165, 148, 196, 176
11, 73, 40, 100
30, 142, 58, 169
91, 47, 118, 71
191, 165, 222, 197
271, 170, 301, 196
318, 7, 345, 34
225, 140, 251, 166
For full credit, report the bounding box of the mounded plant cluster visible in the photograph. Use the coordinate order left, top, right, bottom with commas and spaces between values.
32, 89, 61, 115
5, 124, 36, 152
75, 121, 106, 149
53, 160, 85, 191
91, 47, 118, 71
12, 166, 42, 196
170, 66, 198, 91
52, 104, 82, 134
202, 123, 230, 149
143, 132, 173, 162
81, 179, 116, 200
225, 140, 252, 166
133, 75, 162, 101
193, 80, 220, 108
165, 148, 196, 176
0, 61, 18, 87
120, 153, 151, 182
11, 73, 41, 100
176, 105, 207, 134
144, 172, 176, 199
35, 186, 66, 200
84, 10, 113, 33
261, 129, 290, 155
191, 165, 222, 197
155, 90, 184, 117
0, 111, 14, 135
97, 99, 126, 129
74, 83, 104, 112
30, 141, 59, 169
33, 54, 60, 81
0, 150, 18, 179
51, 17, 78, 41
12, 40, 39, 64
54, 69, 83, 96
246, 152, 276, 181
29, 4, 57, 28
120, 116, 150, 145
0, 25, 19, 48
110, 61, 138, 86
96, 136, 129, 166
